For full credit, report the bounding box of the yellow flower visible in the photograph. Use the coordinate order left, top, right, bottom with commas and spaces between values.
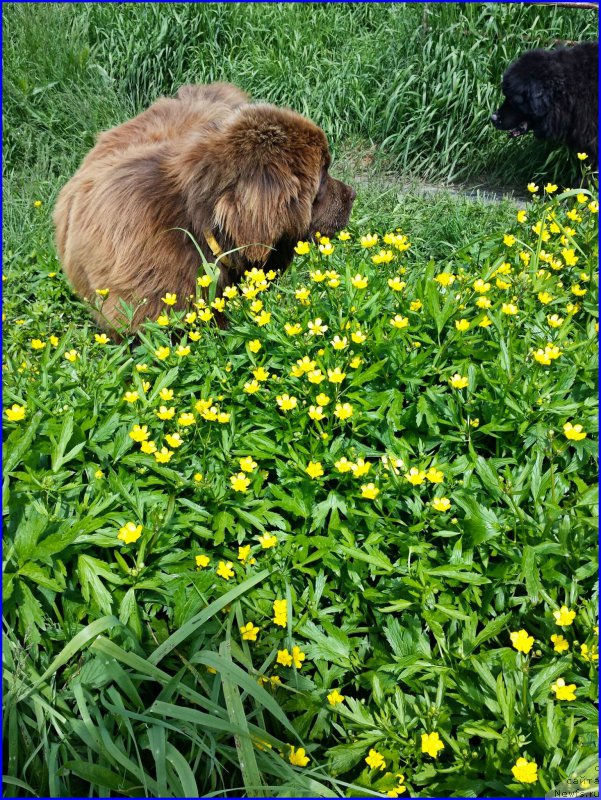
291, 646, 306, 668
155, 346, 170, 360
544, 182, 558, 193
563, 422, 586, 441
435, 272, 455, 287
588, 200, 598, 213
156, 405, 175, 420
432, 497, 451, 512
175, 345, 191, 357
390, 315, 409, 329
248, 339, 261, 353
327, 367, 346, 383
334, 402, 353, 420
511, 757, 538, 784
33, 199, 43, 207
178, 412, 195, 427
409, 299, 422, 312
195, 554, 210, 569
533, 349, 551, 365
455, 318, 470, 332
230, 472, 251, 492
527, 182, 539, 193
240, 622, 260, 641
308, 405, 325, 421
577, 152, 588, 160
94, 469, 104, 479
580, 642, 598, 661
537, 292, 553, 305
421, 732, 444, 758
425, 467, 444, 484
550, 634, 569, 653
553, 605, 576, 626
238, 545, 256, 565
350, 458, 370, 477
198, 308, 214, 322
95, 288, 110, 297
288, 746, 310, 767
294, 241, 310, 255
136, 363, 148, 373
123, 391, 139, 403
324, 688, 344, 708
49, 335, 59, 347
244, 379, 260, 394
361, 483, 379, 499
258, 533, 278, 549
501, 303, 518, 315
335, 457, 354, 473
216, 561, 235, 580
503, 234, 516, 247
547, 314, 563, 328
239, 456, 258, 473
5, 404, 26, 422
140, 440, 157, 454
349, 356, 362, 369
388, 276, 406, 292
254, 310, 271, 326
308, 317, 328, 336
331, 335, 348, 350
64, 349, 79, 363
319, 241, 334, 256
159, 388, 174, 402
479, 315, 492, 328
284, 322, 303, 336
372, 249, 394, 264
129, 424, 150, 442
510, 629, 534, 653
295, 287, 311, 305
360, 233, 378, 248
29, 338, 45, 350
165, 432, 183, 449
476, 296, 491, 309
157, 314, 170, 327
118, 522, 143, 545
551, 677, 576, 701
277, 649, 293, 667
338, 230, 351, 241
306, 461, 324, 479
365, 749, 386, 770
273, 599, 287, 626
276, 394, 298, 411
516, 210, 527, 223
154, 447, 174, 463
193, 472, 203, 483
571, 283, 586, 296
161, 292, 177, 305
449, 373, 468, 389
252, 366, 270, 381
212, 297, 226, 313
473, 279, 491, 293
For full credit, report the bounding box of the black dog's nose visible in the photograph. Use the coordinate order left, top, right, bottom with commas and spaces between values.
491, 112, 499, 124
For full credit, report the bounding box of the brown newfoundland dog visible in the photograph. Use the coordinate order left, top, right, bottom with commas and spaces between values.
54, 83, 355, 332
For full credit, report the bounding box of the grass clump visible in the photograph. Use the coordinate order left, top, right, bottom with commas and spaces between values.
3, 183, 598, 797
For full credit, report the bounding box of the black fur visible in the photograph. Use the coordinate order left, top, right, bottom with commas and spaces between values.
492, 42, 598, 168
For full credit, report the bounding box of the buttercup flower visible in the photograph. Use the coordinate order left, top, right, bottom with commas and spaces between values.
361, 483, 380, 499
178, 412, 195, 427
244, 379, 260, 394
118, 522, 143, 544
155, 346, 170, 360
195, 554, 210, 569
129, 424, 150, 442
258, 533, 278, 549
365, 749, 386, 770
512, 757, 538, 784
161, 292, 177, 305
547, 314, 563, 328
248, 338, 261, 352
563, 422, 586, 441
294, 241, 310, 255
360, 233, 378, 248
388, 276, 406, 292
30, 338, 45, 349
501, 303, 518, 315
308, 405, 325, 421
331, 335, 348, 350
156, 406, 175, 420
527, 182, 539, 193
231, 472, 251, 492
273, 599, 287, 627
335, 457, 354, 473
159, 388, 174, 401
327, 688, 345, 706
239, 456, 258, 472
240, 622, 260, 641
306, 461, 324, 479
64, 349, 79, 363
252, 366, 270, 381
276, 394, 298, 411
327, 367, 346, 383
334, 402, 354, 420
554, 605, 576, 626
140, 440, 157, 454
277, 649, 293, 667
291, 645, 306, 668
435, 272, 455, 287
216, 561, 235, 580
154, 447, 173, 463
165, 432, 183, 449
308, 318, 328, 335
193, 472, 203, 483
425, 467, 444, 483
550, 633, 569, 653
544, 183, 558, 194
284, 322, 303, 336
390, 315, 409, 329
421, 732, 444, 758
510, 629, 534, 653
288, 746, 310, 767
351, 458, 371, 477
432, 497, 451, 512
372, 249, 394, 264
351, 329, 367, 344
405, 467, 426, 485
503, 234, 516, 247
123, 391, 139, 403
5, 404, 26, 422
455, 318, 470, 332
551, 678, 576, 701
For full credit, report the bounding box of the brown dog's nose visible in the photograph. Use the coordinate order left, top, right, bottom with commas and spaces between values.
348, 186, 357, 203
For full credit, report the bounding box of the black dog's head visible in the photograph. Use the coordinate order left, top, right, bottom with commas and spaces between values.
491, 49, 562, 141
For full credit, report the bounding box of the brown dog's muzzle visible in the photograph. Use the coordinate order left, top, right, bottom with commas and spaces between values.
310, 176, 356, 238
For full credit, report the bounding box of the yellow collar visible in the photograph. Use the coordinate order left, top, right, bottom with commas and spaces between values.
203, 229, 232, 269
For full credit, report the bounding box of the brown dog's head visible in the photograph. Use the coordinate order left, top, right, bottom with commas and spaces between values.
182, 103, 355, 273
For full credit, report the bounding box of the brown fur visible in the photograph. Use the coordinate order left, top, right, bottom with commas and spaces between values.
54, 82, 355, 333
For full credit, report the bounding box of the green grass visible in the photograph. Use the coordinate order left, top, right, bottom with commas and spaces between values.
2, 3, 599, 798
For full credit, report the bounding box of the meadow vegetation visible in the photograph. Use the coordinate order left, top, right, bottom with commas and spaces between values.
2, 3, 598, 797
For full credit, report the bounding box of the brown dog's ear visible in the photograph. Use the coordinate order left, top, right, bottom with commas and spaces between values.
213, 166, 305, 263
212, 105, 323, 263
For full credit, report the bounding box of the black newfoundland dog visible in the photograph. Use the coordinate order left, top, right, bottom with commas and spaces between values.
492, 41, 598, 168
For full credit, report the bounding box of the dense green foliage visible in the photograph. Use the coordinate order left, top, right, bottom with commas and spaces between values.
2, 4, 598, 798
